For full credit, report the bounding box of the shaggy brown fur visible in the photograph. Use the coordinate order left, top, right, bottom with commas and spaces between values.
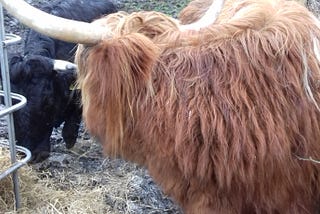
76, 0, 320, 213
179, 0, 308, 24
179, 0, 214, 24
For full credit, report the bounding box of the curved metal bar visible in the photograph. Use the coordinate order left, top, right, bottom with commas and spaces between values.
0, 91, 27, 117
3, 33, 21, 46
0, 141, 32, 180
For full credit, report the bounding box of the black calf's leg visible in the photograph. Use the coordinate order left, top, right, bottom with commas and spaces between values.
62, 92, 82, 149
30, 131, 52, 163
62, 114, 81, 149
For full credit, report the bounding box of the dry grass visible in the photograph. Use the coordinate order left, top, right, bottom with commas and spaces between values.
0, 145, 107, 213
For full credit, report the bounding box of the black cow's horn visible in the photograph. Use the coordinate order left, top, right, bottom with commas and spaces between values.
0, 0, 112, 44
53, 60, 77, 71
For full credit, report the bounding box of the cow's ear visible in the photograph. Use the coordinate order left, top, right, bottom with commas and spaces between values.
24, 56, 54, 75
53, 68, 77, 97
9, 55, 27, 83
55, 67, 76, 85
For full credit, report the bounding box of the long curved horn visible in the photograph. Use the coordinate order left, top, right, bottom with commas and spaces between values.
0, 0, 111, 44
0, 0, 223, 43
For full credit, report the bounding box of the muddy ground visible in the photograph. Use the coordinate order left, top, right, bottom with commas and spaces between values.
1, 0, 320, 213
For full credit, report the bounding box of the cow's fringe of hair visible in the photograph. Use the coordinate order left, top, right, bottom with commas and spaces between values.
76, 33, 158, 156
76, 0, 320, 212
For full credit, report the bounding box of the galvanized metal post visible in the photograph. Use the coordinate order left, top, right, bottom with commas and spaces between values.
0, 3, 32, 211
0, 5, 34, 212
0, 4, 21, 209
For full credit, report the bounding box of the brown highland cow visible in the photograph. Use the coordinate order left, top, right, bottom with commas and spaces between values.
74, 0, 320, 213
1, 0, 320, 213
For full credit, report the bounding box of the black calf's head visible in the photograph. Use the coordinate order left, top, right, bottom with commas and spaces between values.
9, 55, 80, 162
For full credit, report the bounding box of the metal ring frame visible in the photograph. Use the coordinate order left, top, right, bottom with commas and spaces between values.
0, 141, 31, 180
0, 5, 31, 210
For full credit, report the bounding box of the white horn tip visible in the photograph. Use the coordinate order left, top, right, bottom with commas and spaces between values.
53, 60, 77, 70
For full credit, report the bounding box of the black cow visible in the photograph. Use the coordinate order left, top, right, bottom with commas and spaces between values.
8, 0, 117, 163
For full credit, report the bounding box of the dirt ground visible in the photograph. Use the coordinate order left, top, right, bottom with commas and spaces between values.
1, 0, 320, 213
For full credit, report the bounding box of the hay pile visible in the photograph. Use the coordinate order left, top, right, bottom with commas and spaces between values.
0, 137, 181, 214
0, 146, 20, 210
0, 145, 107, 213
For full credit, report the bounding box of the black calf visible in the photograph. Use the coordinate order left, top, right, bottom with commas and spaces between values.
10, 55, 81, 163
9, 0, 117, 162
